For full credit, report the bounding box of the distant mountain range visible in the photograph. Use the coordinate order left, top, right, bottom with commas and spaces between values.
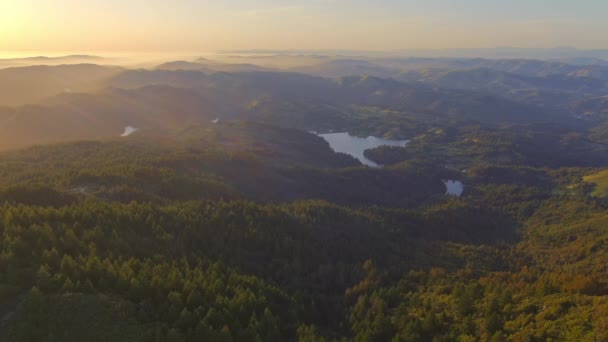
0, 54, 102, 62
0, 65, 564, 150
156, 60, 273, 73
220, 47, 608, 59
0, 55, 106, 69
0, 52, 607, 150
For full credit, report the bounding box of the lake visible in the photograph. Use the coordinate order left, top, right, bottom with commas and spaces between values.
318, 132, 409, 167
121, 126, 138, 137
444, 180, 464, 197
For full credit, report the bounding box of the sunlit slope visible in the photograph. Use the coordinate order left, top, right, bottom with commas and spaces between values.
583, 170, 608, 198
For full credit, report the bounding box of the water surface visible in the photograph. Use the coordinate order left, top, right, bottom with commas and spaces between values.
444, 180, 464, 197
121, 126, 138, 137
318, 132, 408, 167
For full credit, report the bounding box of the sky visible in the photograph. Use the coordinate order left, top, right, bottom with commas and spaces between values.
1, 0, 608, 53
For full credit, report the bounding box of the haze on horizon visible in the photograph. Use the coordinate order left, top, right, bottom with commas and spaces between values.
2, 0, 608, 54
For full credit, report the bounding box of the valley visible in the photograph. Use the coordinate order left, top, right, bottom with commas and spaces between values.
1, 52, 608, 341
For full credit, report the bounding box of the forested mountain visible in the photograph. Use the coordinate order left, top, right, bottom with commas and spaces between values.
1, 54, 608, 341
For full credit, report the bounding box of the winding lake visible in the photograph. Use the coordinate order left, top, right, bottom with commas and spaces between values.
318, 132, 465, 197
318, 132, 409, 167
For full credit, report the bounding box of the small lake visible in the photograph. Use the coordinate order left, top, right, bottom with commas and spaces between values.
318, 132, 409, 167
121, 126, 138, 137
444, 180, 464, 197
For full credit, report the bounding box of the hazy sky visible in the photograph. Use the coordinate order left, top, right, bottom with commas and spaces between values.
2, 0, 608, 53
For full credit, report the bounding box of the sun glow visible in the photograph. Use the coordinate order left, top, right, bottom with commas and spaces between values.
1, 0, 608, 53
0, 2, 30, 48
